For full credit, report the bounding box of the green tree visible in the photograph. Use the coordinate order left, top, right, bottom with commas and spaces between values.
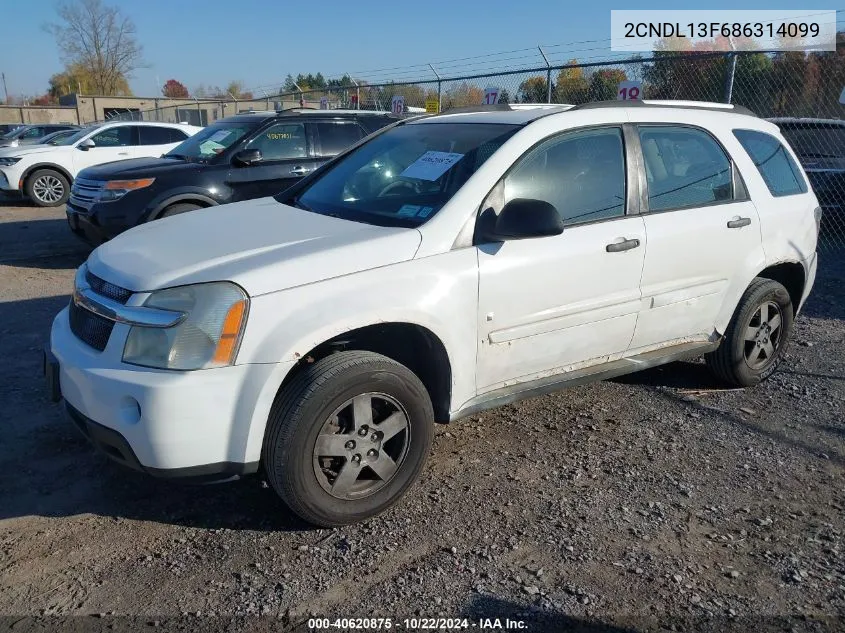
588, 69, 627, 101
517, 75, 548, 103
555, 60, 589, 104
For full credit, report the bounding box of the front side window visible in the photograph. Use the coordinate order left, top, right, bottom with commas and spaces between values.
503, 127, 626, 226
91, 126, 132, 147
245, 123, 308, 160
165, 122, 257, 161
316, 121, 363, 156
734, 129, 808, 197
639, 126, 733, 212
289, 122, 519, 227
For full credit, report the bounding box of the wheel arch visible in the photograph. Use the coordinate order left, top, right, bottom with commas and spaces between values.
278, 322, 453, 423
21, 162, 74, 189
148, 193, 218, 220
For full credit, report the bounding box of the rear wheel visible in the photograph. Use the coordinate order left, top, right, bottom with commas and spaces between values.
262, 351, 434, 527
26, 169, 69, 207
705, 277, 794, 386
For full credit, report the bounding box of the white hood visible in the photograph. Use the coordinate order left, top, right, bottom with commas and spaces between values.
87, 197, 423, 297
0, 144, 69, 157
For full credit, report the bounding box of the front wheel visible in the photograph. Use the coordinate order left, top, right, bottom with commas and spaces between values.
705, 277, 794, 387
262, 351, 434, 527
26, 169, 70, 207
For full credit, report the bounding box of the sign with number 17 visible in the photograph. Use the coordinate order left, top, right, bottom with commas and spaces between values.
483, 87, 500, 105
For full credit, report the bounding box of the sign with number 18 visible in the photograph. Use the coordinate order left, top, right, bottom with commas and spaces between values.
617, 80, 643, 101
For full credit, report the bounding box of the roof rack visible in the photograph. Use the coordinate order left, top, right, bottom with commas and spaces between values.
572, 100, 757, 117
431, 103, 573, 116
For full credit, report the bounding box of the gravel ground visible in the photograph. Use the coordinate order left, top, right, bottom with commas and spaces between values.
0, 200, 843, 633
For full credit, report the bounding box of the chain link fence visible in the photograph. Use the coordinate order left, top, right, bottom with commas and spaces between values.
108, 49, 845, 250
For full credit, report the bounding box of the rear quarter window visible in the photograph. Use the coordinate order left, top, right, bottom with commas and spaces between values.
733, 129, 808, 197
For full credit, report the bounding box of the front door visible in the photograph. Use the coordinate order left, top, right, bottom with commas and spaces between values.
72, 126, 136, 173
476, 126, 646, 392
227, 121, 321, 201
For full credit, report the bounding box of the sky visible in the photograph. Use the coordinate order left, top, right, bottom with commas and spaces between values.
0, 0, 836, 99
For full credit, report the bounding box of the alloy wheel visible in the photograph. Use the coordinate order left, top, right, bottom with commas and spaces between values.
32, 175, 64, 203
312, 392, 411, 500
743, 300, 783, 370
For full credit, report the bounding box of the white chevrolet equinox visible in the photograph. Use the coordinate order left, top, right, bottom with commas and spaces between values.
46, 101, 820, 527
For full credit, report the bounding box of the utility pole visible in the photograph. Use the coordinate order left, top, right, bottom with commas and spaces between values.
1, 73, 8, 104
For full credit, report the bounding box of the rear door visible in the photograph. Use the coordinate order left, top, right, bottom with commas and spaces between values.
313, 119, 365, 160
227, 120, 320, 200
138, 125, 191, 158
629, 123, 764, 350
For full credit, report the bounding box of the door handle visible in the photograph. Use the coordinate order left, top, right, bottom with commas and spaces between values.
727, 216, 751, 228
290, 166, 310, 176
117, 152, 129, 156
606, 238, 641, 253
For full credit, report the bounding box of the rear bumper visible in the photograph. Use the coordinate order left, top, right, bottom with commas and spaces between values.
798, 251, 818, 315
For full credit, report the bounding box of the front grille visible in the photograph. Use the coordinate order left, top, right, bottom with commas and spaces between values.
85, 270, 132, 304
69, 300, 114, 352
68, 178, 105, 212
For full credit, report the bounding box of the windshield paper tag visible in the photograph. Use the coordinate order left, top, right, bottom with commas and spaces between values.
208, 130, 231, 143
397, 204, 421, 217
400, 151, 464, 181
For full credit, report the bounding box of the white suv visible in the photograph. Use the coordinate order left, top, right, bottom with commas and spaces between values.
46, 101, 819, 527
0, 121, 202, 206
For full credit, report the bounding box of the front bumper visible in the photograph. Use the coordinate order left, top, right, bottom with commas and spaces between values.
0, 168, 20, 192
49, 305, 291, 477
66, 203, 122, 245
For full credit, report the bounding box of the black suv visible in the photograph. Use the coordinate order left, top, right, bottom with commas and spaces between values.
771, 118, 845, 232
66, 110, 400, 244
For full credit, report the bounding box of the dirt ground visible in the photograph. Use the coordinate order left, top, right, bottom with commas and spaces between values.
0, 198, 843, 633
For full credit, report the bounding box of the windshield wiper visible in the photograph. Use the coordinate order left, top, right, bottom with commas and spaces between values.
165, 153, 190, 161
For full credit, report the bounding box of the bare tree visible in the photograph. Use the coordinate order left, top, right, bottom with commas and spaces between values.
46, 0, 144, 95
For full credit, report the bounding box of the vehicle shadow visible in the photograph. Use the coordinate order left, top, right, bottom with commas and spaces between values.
0, 218, 90, 269
0, 294, 310, 533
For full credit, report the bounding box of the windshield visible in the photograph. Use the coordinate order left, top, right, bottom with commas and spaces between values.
779, 125, 845, 159
165, 121, 258, 161
54, 125, 103, 146
286, 122, 519, 227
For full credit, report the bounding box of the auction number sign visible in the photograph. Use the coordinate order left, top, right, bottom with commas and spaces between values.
483, 87, 500, 105
617, 80, 643, 101
319, 97, 328, 110
391, 95, 405, 114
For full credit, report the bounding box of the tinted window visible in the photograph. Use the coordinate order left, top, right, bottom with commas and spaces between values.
166, 122, 257, 160
504, 127, 626, 226
734, 129, 809, 197
92, 126, 132, 147
639, 126, 733, 212
317, 121, 363, 155
245, 123, 308, 160
169, 128, 189, 142
21, 127, 44, 139
777, 124, 845, 159
139, 126, 176, 145
292, 122, 518, 227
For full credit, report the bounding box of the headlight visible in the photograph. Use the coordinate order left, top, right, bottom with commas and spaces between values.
99, 177, 155, 202
122, 282, 248, 370
0, 157, 21, 166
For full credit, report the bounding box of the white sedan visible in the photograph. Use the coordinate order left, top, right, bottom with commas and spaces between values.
0, 121, 202, 206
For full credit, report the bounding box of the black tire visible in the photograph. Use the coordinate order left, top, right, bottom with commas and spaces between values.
25, 169, 70, 207
263, 351, 434, 527
158, 203, 201, 219
705, 277, 794, 387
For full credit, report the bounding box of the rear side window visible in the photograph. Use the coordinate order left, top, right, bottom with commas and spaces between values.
316, 121, 363, 156
139, 126, 179, 145
733, 129, 808, 197
639, 126, 733, 212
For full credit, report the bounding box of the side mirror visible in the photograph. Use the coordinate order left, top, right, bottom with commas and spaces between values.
480, 198, 564, 242
233, 148, 262, 166
77, 138, 95, 151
